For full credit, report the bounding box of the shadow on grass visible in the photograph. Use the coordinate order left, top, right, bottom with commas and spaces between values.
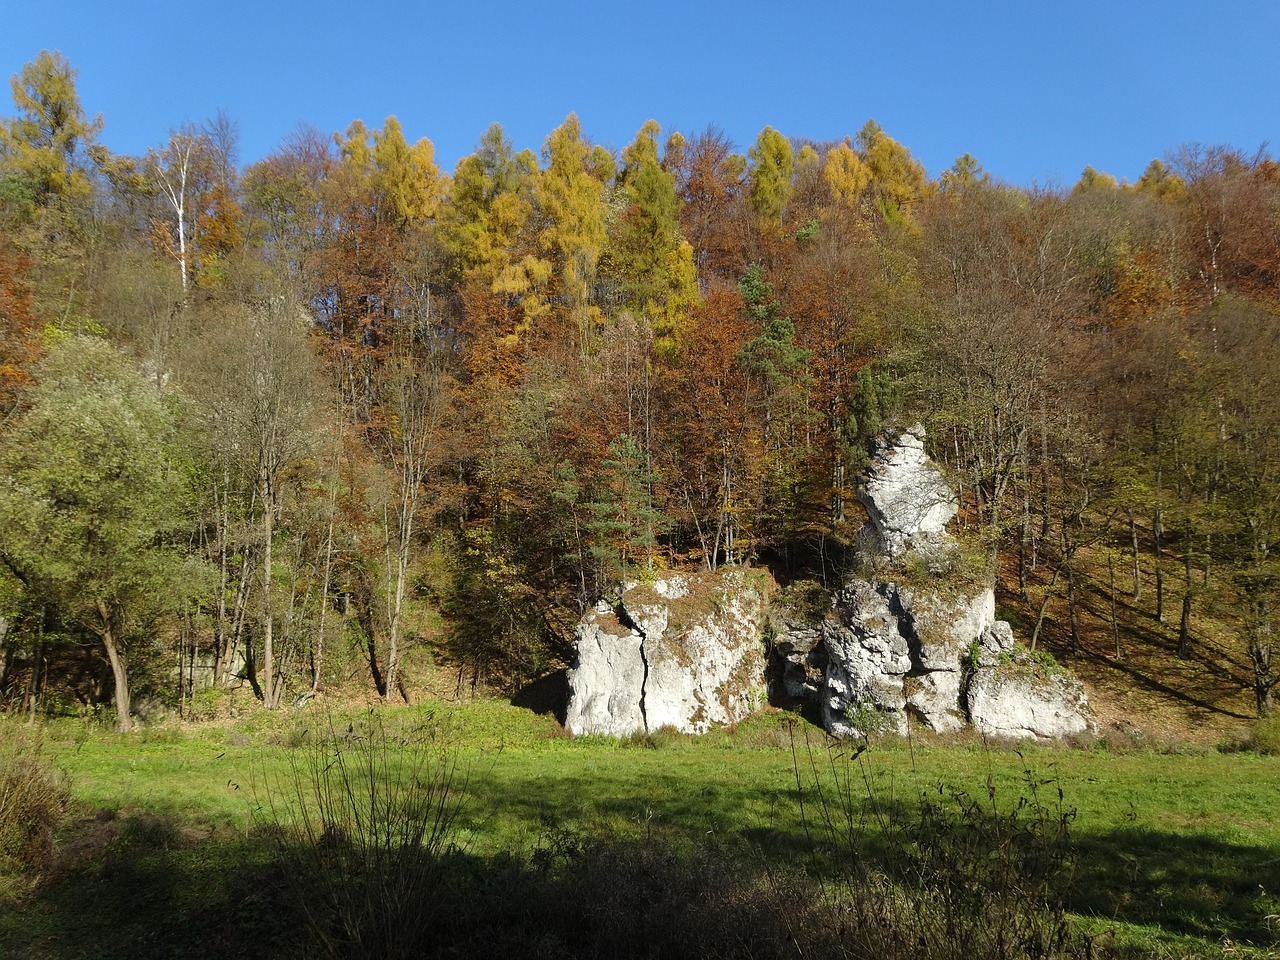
2, 817, 1075, 960
1072, 826, 1280, 946
460, 761, 816, 860
6, 770, 1278, 958
1, 816, 299, 960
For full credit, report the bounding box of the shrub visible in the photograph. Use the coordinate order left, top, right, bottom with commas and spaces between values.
1254, 712, 1280, 755
797, 740, 1082, 960
0, 722, 69, 879
260, 710, 467, 960
775, 579, 833, 623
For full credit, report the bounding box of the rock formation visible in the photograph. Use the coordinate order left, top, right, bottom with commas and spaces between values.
773, 426, 1091, 742
856, 425, 958, 558
565, 571, 768, 736
564, 426, 1090, 743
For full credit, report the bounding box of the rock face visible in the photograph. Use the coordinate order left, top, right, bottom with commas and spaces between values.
966, 639, 1092, 741
564, 427, 1090, 743
774, 426, 1092, 742
856, 425, 958, 558
566, 572, 768, 736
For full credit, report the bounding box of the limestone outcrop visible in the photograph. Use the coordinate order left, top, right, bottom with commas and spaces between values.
565, 427, 1090, 743
773, 426, 1092, 742
565, 571, 768, 736
966, 636, 1092, 741
856, 425, 958, 558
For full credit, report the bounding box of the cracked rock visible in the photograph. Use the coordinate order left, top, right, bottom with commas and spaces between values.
565, 571, 768, 736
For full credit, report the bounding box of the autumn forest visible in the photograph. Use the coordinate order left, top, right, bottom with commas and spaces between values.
1, 50, 1278, 732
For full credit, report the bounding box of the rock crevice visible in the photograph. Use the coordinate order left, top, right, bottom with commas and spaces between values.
566, 572, 768, 737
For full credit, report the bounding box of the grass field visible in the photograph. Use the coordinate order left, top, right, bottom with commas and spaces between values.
1, 700, 1277, 959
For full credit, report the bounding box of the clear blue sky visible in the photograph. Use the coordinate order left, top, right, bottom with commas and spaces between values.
4, 0, 1277, 187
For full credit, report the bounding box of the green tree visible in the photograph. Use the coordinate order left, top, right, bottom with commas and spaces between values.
939, 153, 992, 192
0, 336, 196, 731
605, 120, 700, 351
735, 265, 815, 551
587, 433, 667, 583
438, 123, 536, 282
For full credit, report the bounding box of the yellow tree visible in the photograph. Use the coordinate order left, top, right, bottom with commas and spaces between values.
823, 141, 870, 208
0, 50, 101, 208
371, 116, 442, 227
533, 113, 608, 354
859, 120, 932, 224
747, 126, 794, 226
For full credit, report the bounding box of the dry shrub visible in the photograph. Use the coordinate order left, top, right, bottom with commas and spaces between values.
258, 714, 1085, 960
1253, 713, 1280, 755
261, 710, 467, 960
0, 722, 69, 879
796, 739, 1082, 960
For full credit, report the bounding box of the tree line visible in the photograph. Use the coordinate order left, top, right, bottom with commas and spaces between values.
1, 51, 1276, 730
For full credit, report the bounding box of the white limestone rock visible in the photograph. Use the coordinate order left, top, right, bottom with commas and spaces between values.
565, 571, 768, 736
856, 425, 958, 559
772, 425, 1091, 742
565, 608, 648, 738
966, 648, 1092, 741
813, 581, 996, 736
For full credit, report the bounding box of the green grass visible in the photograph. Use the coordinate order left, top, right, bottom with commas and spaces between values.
3, 703, 1279, 958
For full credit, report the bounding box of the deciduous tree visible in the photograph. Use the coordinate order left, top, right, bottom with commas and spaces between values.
0, 336, 196, 731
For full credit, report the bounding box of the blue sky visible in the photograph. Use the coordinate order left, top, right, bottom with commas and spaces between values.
4, 0, 1277, 187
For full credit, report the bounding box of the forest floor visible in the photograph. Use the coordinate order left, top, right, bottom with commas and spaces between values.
995, 536, 1259, 750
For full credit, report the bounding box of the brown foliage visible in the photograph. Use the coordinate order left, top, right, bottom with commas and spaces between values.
0, 237, 41, 415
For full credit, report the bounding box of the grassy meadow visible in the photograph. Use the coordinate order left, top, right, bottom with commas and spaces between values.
1, 699, 1277, 959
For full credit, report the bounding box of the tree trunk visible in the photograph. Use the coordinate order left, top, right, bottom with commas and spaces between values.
1243, 584, 1275, 717
1028, 564, 1063, 652
1109, 552, 1121, 660
1018, 474, 1031, 600
261, 473, 279, 709
220, 550, 252, 688
1250, 631, 1275, 718
1178, 535, 1193, 658
1129, 514, 1141, 602
1067, 558, 1081, 656
96, 600, 132, 733
0, 619, 11, 695
1179, 591, 1193, 659
384, 495, 413, 702
26, 608, 45, 724
313, 484, 337, 692
1153, 507, 1165, 623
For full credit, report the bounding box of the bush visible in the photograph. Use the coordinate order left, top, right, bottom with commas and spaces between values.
1254, 712, 1280, 755
797, 740, 1082, 960
260, 710, 467, 960
0, 722, 69, 879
